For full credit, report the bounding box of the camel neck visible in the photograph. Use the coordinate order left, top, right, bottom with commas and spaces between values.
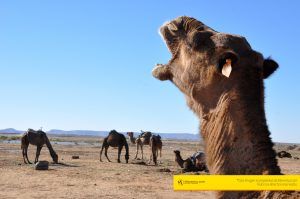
45, 136, 56, 157
200, 88, 280, 175
175, 153, 184, 168
129, 136, 135, 144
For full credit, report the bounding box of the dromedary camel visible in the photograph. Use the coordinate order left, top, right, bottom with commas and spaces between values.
100, 130, 129, 163
127, 132, 136, 144
148, 134, 162, 165
152, 16, 299, 198
174, 150, 208, 172
21, 128, 58, 164
134, 130, 152, 160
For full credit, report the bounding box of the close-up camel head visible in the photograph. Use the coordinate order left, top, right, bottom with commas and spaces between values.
152, 16, 278, 115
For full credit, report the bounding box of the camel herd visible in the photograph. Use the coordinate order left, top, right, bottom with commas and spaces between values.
21, 128, 206, 171
17, 16, 299, 198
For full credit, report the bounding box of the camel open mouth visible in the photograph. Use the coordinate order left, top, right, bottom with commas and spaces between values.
159, 21, 181, 59
152, 21, 181, 81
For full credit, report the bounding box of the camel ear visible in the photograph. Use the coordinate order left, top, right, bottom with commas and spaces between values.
263, 58, 278, 79
152, 64, 172, 81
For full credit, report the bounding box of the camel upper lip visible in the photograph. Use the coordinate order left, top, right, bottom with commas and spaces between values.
159, 22, 179, 58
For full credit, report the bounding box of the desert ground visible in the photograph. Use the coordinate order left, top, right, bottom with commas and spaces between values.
0, 134, 299, 199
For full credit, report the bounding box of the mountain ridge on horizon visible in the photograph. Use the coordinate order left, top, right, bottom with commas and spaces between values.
0, 128, 200, 141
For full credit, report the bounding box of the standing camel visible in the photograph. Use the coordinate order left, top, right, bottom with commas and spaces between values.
126, 132, 136, 144
134, 130, 152, 160
100, 130, 129, 163
21, 129, 58, 164
148, 134, 162, 165
152, 16, 299, 198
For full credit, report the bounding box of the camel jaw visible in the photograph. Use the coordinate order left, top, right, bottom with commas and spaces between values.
152, 64, 171, 81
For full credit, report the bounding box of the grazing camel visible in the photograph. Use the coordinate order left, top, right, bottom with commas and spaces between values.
126, 132, 136, 144
148, 134, 162, 165
152, 16, 299, 198
134, 130, 152, 160
100, 130, 129, 163
174, 150, 208, 172
21, 128, 58, 164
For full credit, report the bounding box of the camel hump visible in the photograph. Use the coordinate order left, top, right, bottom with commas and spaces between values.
27, 128, 45, 135
151, 134, 161, 141
190, 151, 206, 165
139, 131, 152, 138
108, 130, 119, 135
27, 128, 35, 133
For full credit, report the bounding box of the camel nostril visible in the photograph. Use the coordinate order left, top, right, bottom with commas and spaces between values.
168, 23, 178, 32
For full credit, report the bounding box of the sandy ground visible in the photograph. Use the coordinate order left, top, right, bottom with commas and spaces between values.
0, 136, 299, 199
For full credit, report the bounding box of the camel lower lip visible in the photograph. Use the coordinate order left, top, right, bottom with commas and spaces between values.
152, 63, 171, 81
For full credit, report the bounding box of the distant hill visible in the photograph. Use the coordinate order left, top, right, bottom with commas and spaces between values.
0, 128, 24, 134
47, 129, 109, 137
0, 128, 200, 141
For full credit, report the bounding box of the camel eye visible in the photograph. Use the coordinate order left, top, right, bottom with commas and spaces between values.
187, 31, 213, 50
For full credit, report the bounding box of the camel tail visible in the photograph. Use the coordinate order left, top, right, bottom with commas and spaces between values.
44, 133, 58, 163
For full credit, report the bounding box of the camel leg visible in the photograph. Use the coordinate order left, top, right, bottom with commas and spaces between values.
160, 148, 162, 158
35, 146, 42, 163
104, 146, 111, 162
22, 148, 27, 164
148, 143, 152, 164
148, 151, 152, 164
159, 149, 162, 164
152, 148, 157, 165
134, 143, 139, 159
141, 144, 144, 160
25, 146, 32, 164
100, 144, 105, 162
156, 150, 159, 164
117, 145, 123, 163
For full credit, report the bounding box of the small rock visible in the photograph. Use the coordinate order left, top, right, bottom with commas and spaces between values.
72, 155, 80, 159
35, 161, 49, 170
277, 151, 292, 158
293, 157, 299, 160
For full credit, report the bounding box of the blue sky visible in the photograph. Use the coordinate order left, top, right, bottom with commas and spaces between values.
0, 1, 299, 142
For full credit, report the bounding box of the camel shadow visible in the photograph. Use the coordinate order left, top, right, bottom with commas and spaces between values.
51, 162, 79, 167
130, 161, 161, 167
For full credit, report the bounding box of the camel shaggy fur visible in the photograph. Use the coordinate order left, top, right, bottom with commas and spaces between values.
21, 129, 58, 164
100, 130, 129, 163
152, 16, 299, 198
